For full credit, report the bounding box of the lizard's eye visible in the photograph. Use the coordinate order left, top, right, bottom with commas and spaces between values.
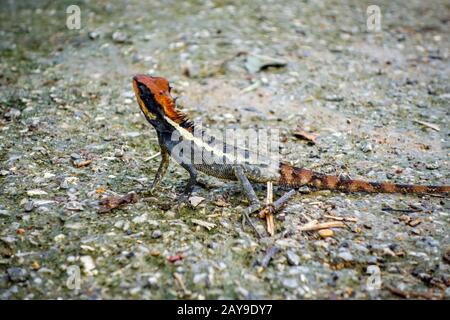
138, 83, 146, 92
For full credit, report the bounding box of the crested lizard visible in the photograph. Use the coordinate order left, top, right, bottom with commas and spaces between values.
132, 74, 449, 234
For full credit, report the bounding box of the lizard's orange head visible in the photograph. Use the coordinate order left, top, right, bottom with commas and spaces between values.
132, 74, 193, 131
132, 74, 173, 121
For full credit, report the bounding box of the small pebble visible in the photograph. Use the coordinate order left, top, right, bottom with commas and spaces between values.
132, 214, 148, 224
31, 261, 40, 270
324, 95, 344, 102
112, 31, 128, 43
338, 251, 353, 262
147, 276, 158, 287
114, 149, 125, 157
65, 201, 84, 211
318, 229, 334, 238
4, 108, 21, 120
54, 234, 66, 242
150, 250, 160, 257
360, 141, 373, 153
80, 255, 96, 275
70, 153, 81, 160
193, 273, 207, 284
445, 287, 450, 299
7, 267, 28, 282
286, 250, 300, 266
282, 278, 298, 289
409, 219, 421, 227
151, 230, 162, 239
88, 31, 100, 40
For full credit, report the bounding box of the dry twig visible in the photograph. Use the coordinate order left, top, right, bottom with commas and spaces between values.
299, 221, 346, 231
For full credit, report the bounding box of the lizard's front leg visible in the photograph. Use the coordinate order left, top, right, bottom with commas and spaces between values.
233, 166, 263, 237
145, 147, 170, 195
233, 166, 261, 211
139, 148, 170, 195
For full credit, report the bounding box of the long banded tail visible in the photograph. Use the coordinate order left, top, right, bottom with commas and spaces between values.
279, 164, 450, 194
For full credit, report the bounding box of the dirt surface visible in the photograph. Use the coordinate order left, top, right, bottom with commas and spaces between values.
0, 0, 449, 299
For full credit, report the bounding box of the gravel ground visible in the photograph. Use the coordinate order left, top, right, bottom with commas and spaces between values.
0, 0, 449, 299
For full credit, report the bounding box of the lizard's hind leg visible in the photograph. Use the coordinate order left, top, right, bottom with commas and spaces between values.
233, 166, 263, 237
234, 166, 297, 237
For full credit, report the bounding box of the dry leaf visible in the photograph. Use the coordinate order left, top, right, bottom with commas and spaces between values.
191, 219, 216, 230
188, 196, 205, 207
324, 214, 357, 222
167, 254, 183, 263
293, 129, 317, 145
413, 120, 440, 132
27, 189, 48, 196
245, 54, 287, 73
73, 159, 92, 168
98, 192, 138, 213
408, 219, 421, 227
95, 187, 106, 194
214, 197, 230, 207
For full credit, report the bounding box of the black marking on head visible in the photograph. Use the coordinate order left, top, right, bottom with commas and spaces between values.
134, 81, 174, 133
136, 82, 163, 118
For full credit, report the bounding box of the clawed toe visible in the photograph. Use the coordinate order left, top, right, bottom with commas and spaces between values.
175, 189, 195, 205
136, 185, 156, 196
258, 203, 275, 219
